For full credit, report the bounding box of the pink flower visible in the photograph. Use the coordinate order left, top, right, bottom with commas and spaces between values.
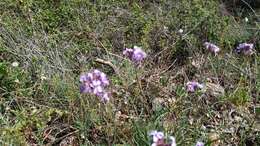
204, 42, 220, 55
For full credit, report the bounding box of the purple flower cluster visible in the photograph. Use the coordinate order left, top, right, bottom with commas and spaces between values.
186, 81, 204, 92
123, 46, 147, 63
149, 131, 176, 146
195, 141, 205, 146
204, 42, 220, 55
236, 43, 254, 55
80, 69, 110, 102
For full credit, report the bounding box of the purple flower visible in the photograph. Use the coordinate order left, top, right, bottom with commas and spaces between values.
204, 42, 220, 55
149, 131, 177, 146
100, 92, 110, 102
80, 69, 111, 102
149, 131, 165, 146
132, 46, 147, 62
100, 72, 109, 86
149, 131, 164, 143
80, 84, 87, 93
123, 46, 147, 63
123, 48, 134, 58
186, 81, 204, 92
195, 141, 204, 146
93, 86, 103, 95
236, 43, 254, 55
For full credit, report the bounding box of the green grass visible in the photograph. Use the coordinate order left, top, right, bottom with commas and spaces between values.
0, 0, 259, 145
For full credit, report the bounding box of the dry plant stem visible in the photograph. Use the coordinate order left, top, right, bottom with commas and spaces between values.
208, 56, 220, 83
159, 59, 177, 75
51, 130, 79, 145
135, 68, 147, 108
224, 54, 251, 76
92, 34, 126, 60
95, 58, 120, 75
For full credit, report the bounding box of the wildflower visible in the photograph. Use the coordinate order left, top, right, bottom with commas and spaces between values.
100, 92, 110, 102
40, 74, 47, 80
93, 86, 103, 95
11, 61, 19, 67
80, 83, 92, 93
186, 81, 204, 92
123, 48, 134, 58
149, 131, 165, 146
100, 72, 109, 86
245, 17, 249, 22
203, 42, 220, 55
150, 131, 164, 143
236, 43, 254, 55
92, 80, 102, 87
80, 69, 110, 102
169, 136, 176, 146
195, 141, 204, 146
178, 29, 184, 34
123, 46, 147, 63
149, 131, 176, 146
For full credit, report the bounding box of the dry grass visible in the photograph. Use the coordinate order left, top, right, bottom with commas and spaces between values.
0, 0, 259, 145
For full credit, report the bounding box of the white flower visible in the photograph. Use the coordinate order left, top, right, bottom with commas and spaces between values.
14, 79, 19, 83
203, 42, 220, 55
178, 29, 184, 34
163, 26, 169, 31
40, 74, 47, 80
170, 136, 176, 146
245, 17, 248, 22
11, 62, 19, 67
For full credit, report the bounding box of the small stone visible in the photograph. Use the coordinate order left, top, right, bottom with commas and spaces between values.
205, 82, 225, 97
209, 133, 220, 146
209, 133, 219, 141
152, 98, 165, 111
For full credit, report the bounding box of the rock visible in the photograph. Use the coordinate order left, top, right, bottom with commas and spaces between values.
209, 133, 220, 146
59, 136, 79, 146
152, 98, 165, 111
152, 98, 176, 111
205, 82, 225, 97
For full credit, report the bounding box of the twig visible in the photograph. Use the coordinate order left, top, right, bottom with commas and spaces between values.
51, 130, 79, 145
95, 58, 120, 75
159, 59, 177, 75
